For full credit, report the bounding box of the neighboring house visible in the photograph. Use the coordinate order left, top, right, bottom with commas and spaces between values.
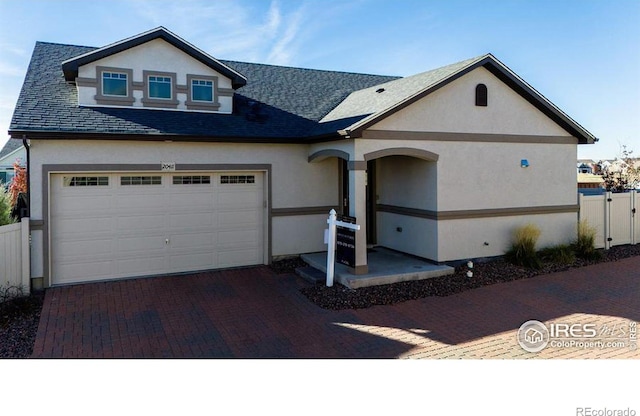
577, 172, 604, 195
577, 162, 593, 174
9, 27, 596, 289
0, 138, 26, 187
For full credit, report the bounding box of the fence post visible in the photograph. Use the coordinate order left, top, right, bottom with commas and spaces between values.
20, 217, 30, 295
604, 192, 611, 250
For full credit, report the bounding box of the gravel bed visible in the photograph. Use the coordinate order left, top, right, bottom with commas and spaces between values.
300, 244, 640, 310
0, 292, 44, 358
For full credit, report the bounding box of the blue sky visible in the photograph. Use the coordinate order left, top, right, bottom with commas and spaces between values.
0, 0, 638, 160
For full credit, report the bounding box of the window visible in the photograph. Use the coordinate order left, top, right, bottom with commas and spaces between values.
173, 175, 211, 185
148, 76, 172, 99
192, 79, 213, 102
102, 72, 127, 96
475, 84, 488, 106
63, 176, 109, 187
220, 175, 255, 184
120, 176, 162, 185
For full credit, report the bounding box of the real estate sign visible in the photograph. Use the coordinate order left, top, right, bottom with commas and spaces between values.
336, 215, 356, 267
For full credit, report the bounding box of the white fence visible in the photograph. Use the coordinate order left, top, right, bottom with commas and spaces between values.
579, 191, 639, 249
0, 217, 30, 296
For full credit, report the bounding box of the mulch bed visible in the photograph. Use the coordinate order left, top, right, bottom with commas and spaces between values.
296, 244, 640, 310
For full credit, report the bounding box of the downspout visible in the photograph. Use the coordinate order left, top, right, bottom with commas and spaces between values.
21, 135, 30, 218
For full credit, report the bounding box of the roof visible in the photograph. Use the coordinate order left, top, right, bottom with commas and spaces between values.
10, 41, 396, 142
325, 53, 596, 144
9, 32, 597, 144
577, 173, 604, 184
62, 27, 247, 89
0, 138, 23, 159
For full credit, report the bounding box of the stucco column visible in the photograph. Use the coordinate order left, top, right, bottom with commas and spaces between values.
348, 161, 368, 274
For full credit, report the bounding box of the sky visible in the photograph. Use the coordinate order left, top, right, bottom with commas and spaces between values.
0, 0, 638, 161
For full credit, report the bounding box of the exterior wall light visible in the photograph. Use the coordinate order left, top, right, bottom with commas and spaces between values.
521, 159, 529, 168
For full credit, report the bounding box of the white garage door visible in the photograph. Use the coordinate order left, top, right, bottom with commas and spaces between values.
50, 172, 265, 285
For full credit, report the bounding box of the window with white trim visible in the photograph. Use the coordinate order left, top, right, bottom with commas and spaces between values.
191, 79, 213, 102
120, 176, 162, 186
220, 175, 255, 184
173, 175, 211, 185
102, 72, 127, 96
63, 176, 109, 187
148, 76, 172, 99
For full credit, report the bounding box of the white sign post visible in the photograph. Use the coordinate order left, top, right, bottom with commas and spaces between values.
326, 209, 360, 287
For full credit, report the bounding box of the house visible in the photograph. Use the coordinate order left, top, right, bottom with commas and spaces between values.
9, 27, 596, 289
0, 138, 26, 187
577, 172, 604, 195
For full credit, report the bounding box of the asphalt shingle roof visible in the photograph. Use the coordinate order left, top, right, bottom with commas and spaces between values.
0, 138, 22, 159
9, 41, 398, 141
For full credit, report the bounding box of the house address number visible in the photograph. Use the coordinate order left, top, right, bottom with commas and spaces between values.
161, 162, 176, 171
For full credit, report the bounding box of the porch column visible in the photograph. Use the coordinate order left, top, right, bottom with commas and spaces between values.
348, 161, 368, 274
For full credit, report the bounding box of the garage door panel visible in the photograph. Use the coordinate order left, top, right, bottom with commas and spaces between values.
168, 212, 216, 228
116, 256, 166, 275
116, 235, 167, 252
168, 253, 217, 272
168, 232, 216, 248
56, 260, 115, 284
54, 217, 114, 234
116, 214, 166, 231
218, 248, 261, 267
51, 171, 265, 285
53, 195, 115, 214
218, 210, 261, 227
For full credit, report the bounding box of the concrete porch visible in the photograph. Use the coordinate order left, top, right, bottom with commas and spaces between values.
298, 247, 455, 289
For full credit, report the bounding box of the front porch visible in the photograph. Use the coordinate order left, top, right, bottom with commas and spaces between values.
298, 247, 454, 289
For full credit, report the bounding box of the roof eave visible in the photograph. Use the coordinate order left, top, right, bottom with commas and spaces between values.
61, 27, 247, 88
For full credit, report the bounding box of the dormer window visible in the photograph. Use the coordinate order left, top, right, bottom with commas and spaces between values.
149, 75, 172, 99
95, 66, 134, 105
103, 72, 128, 96
186, 74, 221, 111
142, 70, 178, 108
192, 79, 213, 102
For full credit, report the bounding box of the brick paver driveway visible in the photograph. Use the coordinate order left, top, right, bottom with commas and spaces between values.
33, 256, 640, 358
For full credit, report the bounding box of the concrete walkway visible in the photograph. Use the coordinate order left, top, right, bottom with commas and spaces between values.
300, 247, 454, 288
32, 256, 639, 358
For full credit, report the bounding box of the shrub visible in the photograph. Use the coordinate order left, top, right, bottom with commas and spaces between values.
0, 184, 15, 226
538, 244, 576, 265
573, 220, 602, 260
505, 223, 542, 269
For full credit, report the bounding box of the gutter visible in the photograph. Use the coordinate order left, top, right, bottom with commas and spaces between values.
21, 135, 30, 218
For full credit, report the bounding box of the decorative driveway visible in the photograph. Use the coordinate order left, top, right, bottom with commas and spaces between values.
32, 256, 640, 358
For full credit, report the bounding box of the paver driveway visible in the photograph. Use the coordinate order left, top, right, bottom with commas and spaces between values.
32, 256, 640, 358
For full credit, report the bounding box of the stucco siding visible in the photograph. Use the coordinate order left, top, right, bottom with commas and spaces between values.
437, 212, 577, 261
370, 66, 571, 137
376, 212, 438, 260
376, 156, 437, 210
272, 214, 328, 257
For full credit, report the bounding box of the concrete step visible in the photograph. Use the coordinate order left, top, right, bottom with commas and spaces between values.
295, 266, 326, 284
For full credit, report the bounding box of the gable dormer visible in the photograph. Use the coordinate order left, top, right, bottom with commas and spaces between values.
62, 27, 246, 114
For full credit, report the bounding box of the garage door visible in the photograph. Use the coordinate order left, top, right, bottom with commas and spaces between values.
50, 171, 265, 285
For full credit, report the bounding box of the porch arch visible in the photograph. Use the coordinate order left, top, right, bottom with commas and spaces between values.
308, 149, 350, 163
363, 147, 439, 162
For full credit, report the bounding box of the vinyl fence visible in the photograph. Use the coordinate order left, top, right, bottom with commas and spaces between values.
579, 191, 639, 249
0, 217, 30, 296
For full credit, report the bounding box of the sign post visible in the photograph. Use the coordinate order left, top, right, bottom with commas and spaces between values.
326, 209, 360, 287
